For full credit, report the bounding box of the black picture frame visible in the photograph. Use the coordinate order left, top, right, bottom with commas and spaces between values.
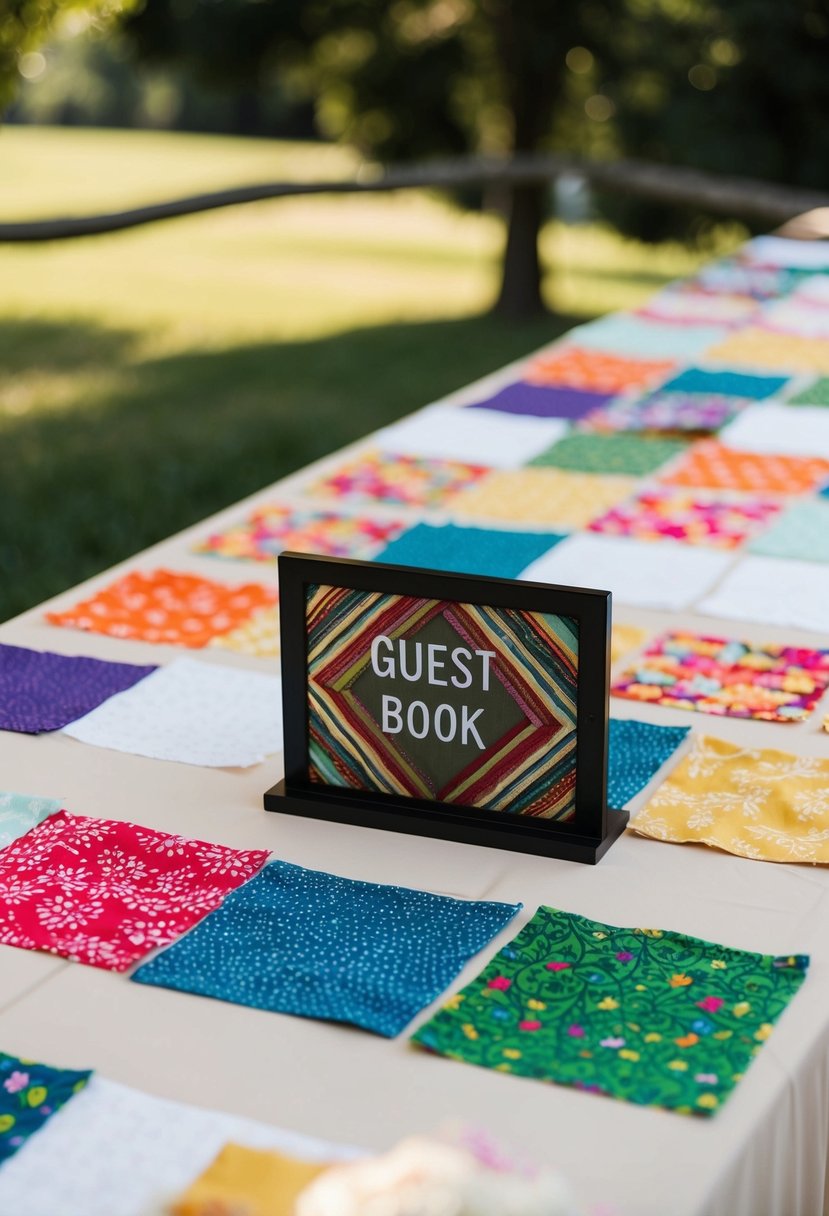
264, 552, 628, 864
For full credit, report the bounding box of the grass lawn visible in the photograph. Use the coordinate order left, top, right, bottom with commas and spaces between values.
0, 125, 742, 622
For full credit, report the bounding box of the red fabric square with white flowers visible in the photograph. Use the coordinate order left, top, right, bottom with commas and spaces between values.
0, 812, 269, 972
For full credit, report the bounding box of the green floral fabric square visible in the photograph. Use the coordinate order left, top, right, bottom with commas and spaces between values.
530, 433, 688, 476
0, 1053, 92, 1164
411, 906, 808, 1117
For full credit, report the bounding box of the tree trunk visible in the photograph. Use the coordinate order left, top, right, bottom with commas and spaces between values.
494, 180, 546, 318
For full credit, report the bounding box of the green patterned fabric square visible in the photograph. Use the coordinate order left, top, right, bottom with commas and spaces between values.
748, 499, 829, 563
530, 433, 688, 476
411, 906, 808, 1117
789, 377, 829, 407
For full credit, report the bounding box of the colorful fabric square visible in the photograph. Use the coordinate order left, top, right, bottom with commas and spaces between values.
748, 499, 829, 564
698, 557, 829, 633
564, 315, 728, 360
208, 604, 280, 658
659, 441, 829, 494
63, 657, 282, 768
466, 382, 612, 420
588, 489, 782, 550
411, 904, 808, 1116
584, 392, 747, 435
0, 811, 268, 971
788, 377, 829, 407
526, 347, 674, 394
612, 632, 829, 724
658, 368, 790, 400
453, 469, 639, 528
375, 522, 565, 579
46, 570, 277, 649
132, 860, 521, 1037
171, 1143, 329, 1216
0, 792, 62, 851
610, 624, 649, 665
376, 405, 570, 467
706, 330, 829, 374
306, 586, 579, 819
0, 644, 156, 734
718, 404, 829, 460
195, 505, 405, 563
305, 451, 488, 508
607, 718, 690, 809
691, 258, 805, 300
530, 433, 688, 477
637, 290, 759, 327
520, 535, 732, 612
0, 1053, 91, 1165
633, 734, 829, 863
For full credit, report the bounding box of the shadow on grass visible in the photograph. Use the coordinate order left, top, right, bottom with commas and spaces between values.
0, 310, 581, 621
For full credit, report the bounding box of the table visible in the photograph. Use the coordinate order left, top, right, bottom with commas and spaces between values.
2, 252, 829, 1216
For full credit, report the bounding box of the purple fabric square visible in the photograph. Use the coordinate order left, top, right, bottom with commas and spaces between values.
466, 381, 614, 420
0, 644, 157, 733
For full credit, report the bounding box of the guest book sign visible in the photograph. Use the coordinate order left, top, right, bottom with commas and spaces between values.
265, 553, 626, 862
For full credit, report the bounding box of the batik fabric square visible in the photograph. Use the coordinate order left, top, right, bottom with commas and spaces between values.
588, 489, 782, 550
632, 735, 829, 863
612, 632, 829, 723
452, 469, 639, 528
304, 451, 489, 509
132, 860, 521, 1038
529, 433, 688, 477
375, 522, 565, 579
525, 347, 674, 395
748, 499, 829, 563
195, 505, 404, 563
0, 1053, 92, 1165
607, 719, 690, 809
659, 441, 829, 494
0, 811, 268, 971
46, 570, 277, 649
0, 792, 62, 851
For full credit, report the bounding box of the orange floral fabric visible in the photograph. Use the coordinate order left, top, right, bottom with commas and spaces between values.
525, 347, 676, 395
659, 441, 829, 495
46, 569, 277, 649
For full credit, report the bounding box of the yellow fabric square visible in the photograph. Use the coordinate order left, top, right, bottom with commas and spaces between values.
632, 735, 829, 864
171, 1143, 329, 1216
452, 469, 638, 528
705, 330, 829, 375
611, 624, 649, 665
209, 606, 280, 658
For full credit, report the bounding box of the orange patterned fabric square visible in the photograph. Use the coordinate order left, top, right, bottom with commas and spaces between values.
659, 441, 829, 495
46, 569, 277, 649
525, 347, 676, 395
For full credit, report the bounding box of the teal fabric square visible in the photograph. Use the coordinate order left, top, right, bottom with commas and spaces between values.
789, 378, 829, 407
376, 522, 565, 579
0, 1053, 92, 1165
567, 316, 728, 360
531, 432, 687, 477
132, 860, 521, 1037
661, 368, 790, 400
748, 500, 829, 563
0, 791, 62, 851
608, 718, 690, 809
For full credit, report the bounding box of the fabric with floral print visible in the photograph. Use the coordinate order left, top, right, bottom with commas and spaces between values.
194, 505, 405, 564
0, 1053, 92, 1165
304, 450, 489, 509
411, 905, 808, 1116
589, 489, 782, 550
659, 441, 829, 494
612, 632, 829, 723
525, 347, 675, 395
583, 392, 748, 435
0, 811, 269, 971
632, 735, 829, 863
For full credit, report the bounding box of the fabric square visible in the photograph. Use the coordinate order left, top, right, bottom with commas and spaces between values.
208, 604, 280, 658
452, 469, 639, 528
588, 489, 783, 550
305, 451, 488, 509
563, 315, 728, 360
659, 441, 829, 494
375, 522, 565, 579
698, 557, 829, 633
612, 632, 829, 724
705, 330, 829, 374
63, 657, 282, 768
530, 433, 688, 477
525, 347, 675, 395
791, 277, 829, 308
691, 258, 805, 300
610, 624, 649, 665
718, 404, 829, 460
608, 718, 690, 809
0, 1077, 353, 1216
0, 644, 156, 734
744, 236, 829, 270
195, 505, 405, 563
658, 368, 790, 400
46, 569, 277, 650
132, 860, 521, 1038
789, 377, 829, 407
519, 534, 732, 611
374, 405, 570, 467
584, 392, 747, 435
411, 904, 808, 1116
466, 382, 613, 421
637, 290, 760, 327
748, 499, 829, 563
170, 1143, 328, 1216
760, 301, 829, 341
0, 791, 63, 851
0, 811, 268, 971
632, 734, 829, 864
0, 1053, 91, 1166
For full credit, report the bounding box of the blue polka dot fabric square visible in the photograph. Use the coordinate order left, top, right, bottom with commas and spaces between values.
131, 860, 522, 1037
608, 718, 690, 809
375, 522, 566, 579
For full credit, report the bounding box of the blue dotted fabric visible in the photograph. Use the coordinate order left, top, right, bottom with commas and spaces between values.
131, 860, 521, 1037
376, 522, 565, 579
608, 718, 690, 810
